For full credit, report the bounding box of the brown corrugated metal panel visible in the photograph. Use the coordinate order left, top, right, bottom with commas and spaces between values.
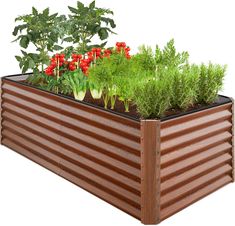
1, 79, 141, 219
160, 103, 233, 221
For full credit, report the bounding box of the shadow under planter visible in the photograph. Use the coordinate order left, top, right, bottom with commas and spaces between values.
0, 74, 234, 224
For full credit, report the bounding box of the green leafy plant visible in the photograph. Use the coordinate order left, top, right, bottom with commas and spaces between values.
167, 65, 199, 110
63, 70, 88, 100
66, 0, 116, 54
155, 39, 189, 72
89, 47, 132, 110
13, 7, 66, 77
88, 56, 113, 108
131, 45, 156, 72
132, 79, 171, 119
197, 63, 227, 104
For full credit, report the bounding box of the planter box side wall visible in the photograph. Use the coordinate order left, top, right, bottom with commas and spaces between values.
159, 102, 234, 221
1, 78, 142, 219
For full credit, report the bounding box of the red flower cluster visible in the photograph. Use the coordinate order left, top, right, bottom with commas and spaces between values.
45, 54, 65, 76
44, 42, 131, 76
69, 54, 83, 71
116, 42, 131, 59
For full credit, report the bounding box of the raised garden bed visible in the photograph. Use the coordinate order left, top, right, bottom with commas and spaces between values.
1, 1, 234, 224
1, 74, 234, 224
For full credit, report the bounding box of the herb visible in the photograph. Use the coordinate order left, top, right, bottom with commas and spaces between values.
155, 39, 189, 71
168, 65, 199, 110
133, 78, 171, 119
197, 63, 227, 104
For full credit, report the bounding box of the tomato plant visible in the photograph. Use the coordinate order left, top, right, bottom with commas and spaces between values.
65, 1, 116, 54
13, 7, 66, 77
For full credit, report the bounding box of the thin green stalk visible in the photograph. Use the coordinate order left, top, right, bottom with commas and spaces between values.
56, 58, 60, 94
124, 100, 129, 112
103, 92, 110, 109
110, 95, 116, 109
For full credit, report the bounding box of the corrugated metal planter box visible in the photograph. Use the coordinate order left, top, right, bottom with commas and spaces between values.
0, 74, 234, 224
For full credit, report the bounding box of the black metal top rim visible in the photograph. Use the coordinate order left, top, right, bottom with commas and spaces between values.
1, 73, 232, 122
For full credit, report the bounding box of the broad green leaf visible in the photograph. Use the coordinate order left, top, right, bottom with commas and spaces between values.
20, 36, 29, 48
28, 53, 40, 61
68, 6, 78, 14
22, 63, 29, 73
29, 59, 35, 68
98, 28, 108, 40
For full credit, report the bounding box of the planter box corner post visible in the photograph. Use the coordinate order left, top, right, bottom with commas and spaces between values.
140, 120, 161, 224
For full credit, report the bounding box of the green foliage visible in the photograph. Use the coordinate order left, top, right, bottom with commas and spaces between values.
131, 45, 156, 72
13, 7, 66, 75
132, 79, 171, 119
66, 0, 116, 54
89, 51, 151, 111
63, 70, 88, 100
168, 65, 199, 110
197, 63, 227, 104
155, 39, 189, 71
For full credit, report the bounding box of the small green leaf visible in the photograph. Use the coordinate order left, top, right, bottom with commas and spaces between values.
53, 45, 63, 51
12, 26, 19, 36
100, 41, 107, 47
15, 56, 22, 62
49, 13, 58, 20
21, 50, 28, 56
32, 7, 38, 15
77, 1, 84, 9
108, 19, 116, 28
63, 37, 74, 42
68, 6, 78, 14
89, 1, 95, 9
20, 36, 29, 48
43, 8, 50, 16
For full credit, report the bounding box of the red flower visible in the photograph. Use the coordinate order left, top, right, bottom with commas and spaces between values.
69, 62, 76, 71
45, 66, 54, 76
72, 54, 83, 61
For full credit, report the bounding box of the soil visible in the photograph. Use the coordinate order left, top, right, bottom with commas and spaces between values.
79, 90, 141, 119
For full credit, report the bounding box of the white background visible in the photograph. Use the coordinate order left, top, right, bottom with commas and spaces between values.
0, 0, 234, 226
